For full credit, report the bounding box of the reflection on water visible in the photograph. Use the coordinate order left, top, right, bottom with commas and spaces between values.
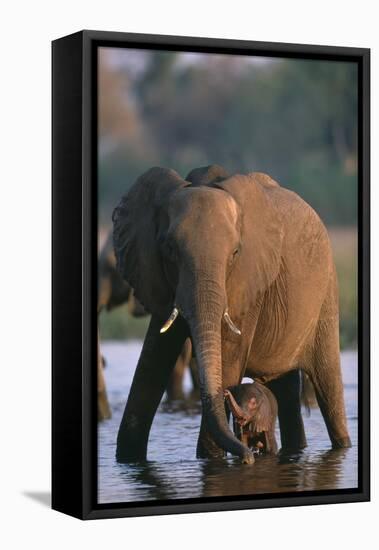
98, 342, 358, 504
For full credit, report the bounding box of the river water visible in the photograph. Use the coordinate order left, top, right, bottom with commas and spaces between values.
98, 342, 358, 504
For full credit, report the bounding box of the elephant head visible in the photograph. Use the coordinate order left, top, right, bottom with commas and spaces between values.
224, 383, 278, 453
112, 165, 283, 462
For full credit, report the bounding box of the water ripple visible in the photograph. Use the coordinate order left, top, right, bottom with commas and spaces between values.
98, 342, 358, 504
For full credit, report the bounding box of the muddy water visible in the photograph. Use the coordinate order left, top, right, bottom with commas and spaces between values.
98, 342, 358, 504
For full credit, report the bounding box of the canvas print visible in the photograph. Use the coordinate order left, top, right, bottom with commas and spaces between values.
97, 47, 358, 505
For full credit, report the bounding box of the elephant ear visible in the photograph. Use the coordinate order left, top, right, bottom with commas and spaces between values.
215, 172, 284, 293
250, 385, 273, 435
112, 167, 189, 316
185, 164, 230, 186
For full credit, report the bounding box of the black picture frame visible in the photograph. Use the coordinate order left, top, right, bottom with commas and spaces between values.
52, 30, 370, 520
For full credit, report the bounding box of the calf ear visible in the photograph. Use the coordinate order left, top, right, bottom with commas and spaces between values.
251, 393, 272, 434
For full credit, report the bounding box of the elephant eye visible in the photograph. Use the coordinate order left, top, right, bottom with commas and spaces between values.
228, 247, 240, 269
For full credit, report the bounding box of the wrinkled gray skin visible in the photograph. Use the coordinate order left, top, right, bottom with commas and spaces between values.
113, 165, 351, 464
225, 383, 278, 454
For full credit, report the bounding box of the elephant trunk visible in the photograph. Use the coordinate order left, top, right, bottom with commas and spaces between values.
224, 389, 248, 425
177, 273, 254, 464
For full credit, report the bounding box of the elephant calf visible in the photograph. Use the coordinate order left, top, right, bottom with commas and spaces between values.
224, 382, 278, 454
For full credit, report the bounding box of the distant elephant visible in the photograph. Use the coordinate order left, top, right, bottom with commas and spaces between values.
112, 164, 351, 464
224, 382, 278, 454
98, 234, 197, 419
98, 233, 146, 317
98, 234, 146, 420
164, 338, 199, 401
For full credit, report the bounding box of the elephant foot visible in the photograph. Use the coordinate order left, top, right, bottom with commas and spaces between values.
116, 449, 146, 463
279, 442, 307, 453
277, 444, 306, 463
116, 439, 147, 463
196, 442, 226, 460
196, 429, 227, 459
332, 436, 352, 449
116, 418, 150, 462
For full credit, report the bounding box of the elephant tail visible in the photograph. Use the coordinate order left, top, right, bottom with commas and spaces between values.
300, 371, 318, 416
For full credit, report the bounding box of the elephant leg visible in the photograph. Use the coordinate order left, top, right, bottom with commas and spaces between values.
98, 359, 111, 420
116, 315, 189, 462
166, 338, 192, 400
267, 370, 307, 451
165, 356, 186, 401
98, 329, 111, 421
308, 316, 351, 448
187, 354, 200, 400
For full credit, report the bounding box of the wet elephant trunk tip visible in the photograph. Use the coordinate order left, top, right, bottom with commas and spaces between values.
241, 453, 255, 465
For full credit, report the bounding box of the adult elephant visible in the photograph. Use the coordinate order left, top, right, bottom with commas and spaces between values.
112, 165, 351, 464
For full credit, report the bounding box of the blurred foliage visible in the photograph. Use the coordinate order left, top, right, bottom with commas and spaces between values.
330, 228, 357, 349
99, 304, 150, 340
98, 50, 357, 228
98, 49, 358, 348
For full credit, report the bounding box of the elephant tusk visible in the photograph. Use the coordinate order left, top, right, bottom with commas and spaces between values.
160, 307, 179, 334
223, 310, 241, 335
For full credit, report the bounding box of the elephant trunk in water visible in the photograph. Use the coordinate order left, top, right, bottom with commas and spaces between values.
174, 273, 254, 464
